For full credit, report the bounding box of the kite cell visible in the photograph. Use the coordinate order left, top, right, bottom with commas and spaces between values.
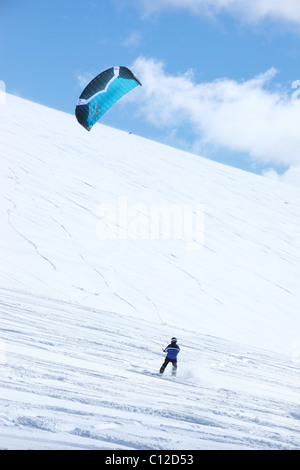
75, 66, 142, 131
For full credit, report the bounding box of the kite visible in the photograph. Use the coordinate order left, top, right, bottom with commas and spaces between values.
75, 66, 142, 131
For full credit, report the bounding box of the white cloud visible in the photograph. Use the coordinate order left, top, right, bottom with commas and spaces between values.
132, 56, 300, 186
139, 0, 300, 27
123, 31, 142, 49
263, 166, 300, 188
280, 165, 300, 186
76, 73, 94, 89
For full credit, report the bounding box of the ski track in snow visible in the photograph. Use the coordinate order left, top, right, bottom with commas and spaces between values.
0, 289, 299, 450
0, 94, 300, 449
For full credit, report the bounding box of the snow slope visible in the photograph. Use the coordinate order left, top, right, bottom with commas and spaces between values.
0, 94, 299, 449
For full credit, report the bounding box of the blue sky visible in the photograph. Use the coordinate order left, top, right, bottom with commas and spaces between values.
1, 0, 300, 185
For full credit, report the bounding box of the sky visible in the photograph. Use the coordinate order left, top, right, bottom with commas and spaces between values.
1, 0, 300, 186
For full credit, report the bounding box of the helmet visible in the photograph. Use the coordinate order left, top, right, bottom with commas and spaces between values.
171, 337, 177, 343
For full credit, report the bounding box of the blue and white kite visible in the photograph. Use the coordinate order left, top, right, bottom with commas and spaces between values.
75, 66, 142, 131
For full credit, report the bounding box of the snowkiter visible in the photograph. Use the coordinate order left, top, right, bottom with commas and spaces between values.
160, 337, 180, 376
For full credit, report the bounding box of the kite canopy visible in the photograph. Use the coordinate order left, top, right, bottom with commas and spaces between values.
75, 66, 142, 131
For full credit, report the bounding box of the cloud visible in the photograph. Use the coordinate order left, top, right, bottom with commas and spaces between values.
132, 56, 300, 186
138, 0, 300, 27
76, 73, 94, 89
123, 31, 142, 49
263, 166, 300, 187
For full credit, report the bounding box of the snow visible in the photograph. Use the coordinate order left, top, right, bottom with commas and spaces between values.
0, 94, 300, 450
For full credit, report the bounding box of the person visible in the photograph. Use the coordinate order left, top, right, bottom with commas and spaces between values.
160, 337, 180, 376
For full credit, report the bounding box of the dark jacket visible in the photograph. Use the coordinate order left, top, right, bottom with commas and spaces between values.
164, 342, 180, 360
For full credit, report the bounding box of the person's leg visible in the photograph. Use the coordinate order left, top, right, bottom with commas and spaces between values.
171, 359, 177, 376
160, 358, 169, 374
